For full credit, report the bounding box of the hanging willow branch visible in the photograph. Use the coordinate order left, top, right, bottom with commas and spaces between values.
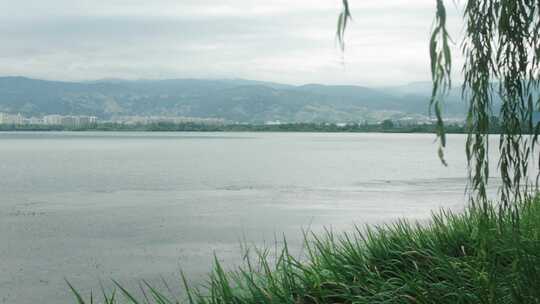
430, 0, 452, 167
336, 0, 352, 51
338, 0, 540, 207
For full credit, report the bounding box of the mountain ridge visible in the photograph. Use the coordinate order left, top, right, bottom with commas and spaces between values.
0, 77, 467, 123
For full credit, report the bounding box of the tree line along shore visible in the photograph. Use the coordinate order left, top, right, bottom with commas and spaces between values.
0, 121, 482, 134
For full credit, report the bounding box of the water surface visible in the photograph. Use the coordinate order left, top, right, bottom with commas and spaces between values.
0, 132, 484, 303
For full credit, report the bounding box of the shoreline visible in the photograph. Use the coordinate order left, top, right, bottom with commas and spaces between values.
0, 122, 469, 134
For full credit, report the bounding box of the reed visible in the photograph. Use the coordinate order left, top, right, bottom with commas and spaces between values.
69, 197, 540, 303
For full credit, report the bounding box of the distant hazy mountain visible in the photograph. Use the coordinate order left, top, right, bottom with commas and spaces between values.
0, 77, 469, 123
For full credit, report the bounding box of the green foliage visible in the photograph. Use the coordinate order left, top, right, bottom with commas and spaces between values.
339, 0, 540, 207
429, 0, 452, 167
0, 122, 471, 133
336, 0, 352, 51
381, 119, 395, 130
69, 196, 540, 303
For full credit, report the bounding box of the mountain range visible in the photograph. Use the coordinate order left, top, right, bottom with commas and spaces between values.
0, 77, 469, 123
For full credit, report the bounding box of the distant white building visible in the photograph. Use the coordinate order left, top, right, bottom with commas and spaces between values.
43, 115, 63, 125
0, 113, 98, 126
0, 112, 24, 125
69, 116, 98, 127
28, 117, 43, 125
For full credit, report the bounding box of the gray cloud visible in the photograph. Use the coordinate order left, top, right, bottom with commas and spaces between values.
0, 0, 463, 85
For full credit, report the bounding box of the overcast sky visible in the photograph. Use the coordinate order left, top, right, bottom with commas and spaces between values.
0, 0, 463, 86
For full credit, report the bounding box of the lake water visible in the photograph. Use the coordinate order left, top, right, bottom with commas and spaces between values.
0, 132, 491, 303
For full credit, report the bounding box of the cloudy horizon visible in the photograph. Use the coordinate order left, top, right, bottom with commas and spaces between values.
0, 0, 463, 86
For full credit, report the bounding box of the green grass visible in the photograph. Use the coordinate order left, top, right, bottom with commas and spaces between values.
69, 197, 540, 303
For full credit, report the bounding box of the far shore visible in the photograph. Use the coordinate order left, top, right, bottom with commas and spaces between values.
0, 121, 476, 134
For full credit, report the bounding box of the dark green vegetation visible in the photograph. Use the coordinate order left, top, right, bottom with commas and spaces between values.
0, 121, 469, 133
0, 77, 471, 123
340, 0, 540, 205
70, 197, 540, 303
